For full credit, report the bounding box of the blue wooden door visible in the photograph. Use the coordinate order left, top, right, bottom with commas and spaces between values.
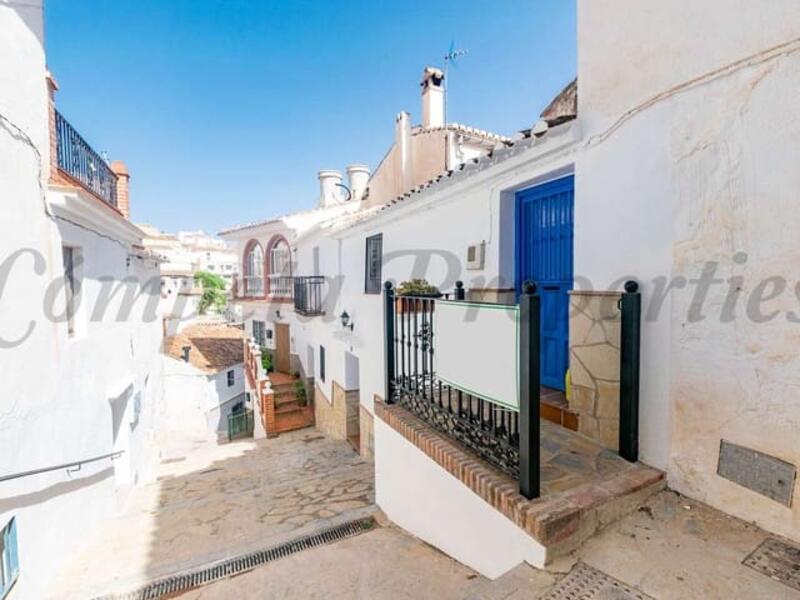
516, 175, 574, 390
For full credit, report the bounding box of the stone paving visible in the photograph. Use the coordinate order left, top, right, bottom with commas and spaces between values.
47, 424, 799, 599
538, 418, 631, 494
175, 490, 799, 599
49, 430, 375, 599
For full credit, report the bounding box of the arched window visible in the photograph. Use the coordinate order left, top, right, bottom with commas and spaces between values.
243, 241, 264, 296
267, 236, 292, 297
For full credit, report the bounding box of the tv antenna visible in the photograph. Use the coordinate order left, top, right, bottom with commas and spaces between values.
443, 41, 468, 125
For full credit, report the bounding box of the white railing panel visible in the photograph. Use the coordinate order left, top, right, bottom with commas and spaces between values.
434, 300, 519, 410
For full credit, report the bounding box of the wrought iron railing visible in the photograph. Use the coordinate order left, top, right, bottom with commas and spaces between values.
294, 276, 325, 316
268, 275, 293, 298
227, 409, 254, 441
55, 110, 118, 207
383, 279, 643, 500
384, 282, 538, 495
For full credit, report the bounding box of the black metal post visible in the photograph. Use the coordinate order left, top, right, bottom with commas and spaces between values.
454, 280, 465, 300
519, 281, 540, 499
384, 281, 396, 404
619, 280, 641, 462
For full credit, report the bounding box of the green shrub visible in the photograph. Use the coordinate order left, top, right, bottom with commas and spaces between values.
260, 349, 273, 373
294, 379, 307, 406
194, 270, 227, 315
396, 278, 441, 297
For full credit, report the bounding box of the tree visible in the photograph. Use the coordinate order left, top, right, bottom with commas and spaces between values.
194, 270, 227, 315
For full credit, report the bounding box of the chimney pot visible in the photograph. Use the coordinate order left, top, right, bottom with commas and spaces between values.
421, 67, 445, 129
346, 164, 370, 203
394, 112, 413, 192
318, 170, 343, 207
110, 160, 131, 219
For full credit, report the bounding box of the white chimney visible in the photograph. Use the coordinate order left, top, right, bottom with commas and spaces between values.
421, 67, 445, 129
318, 170, 343, 207
395, 112, 413, 192
346, 164, 370, 203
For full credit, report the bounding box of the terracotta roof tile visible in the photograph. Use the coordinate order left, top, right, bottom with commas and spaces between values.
165, 323, 244, 373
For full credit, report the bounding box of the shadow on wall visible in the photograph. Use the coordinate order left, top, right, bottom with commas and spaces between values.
54, 432, 375, 598
0, 468, 113, 513
8, 1, 45, 47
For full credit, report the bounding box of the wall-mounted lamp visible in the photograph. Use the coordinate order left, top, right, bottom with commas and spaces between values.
340, 310, 354, 331
276, 309, 282, 320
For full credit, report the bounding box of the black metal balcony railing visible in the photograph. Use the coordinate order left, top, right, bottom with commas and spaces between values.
55, 110, 118, 207
294, 276, 326, 316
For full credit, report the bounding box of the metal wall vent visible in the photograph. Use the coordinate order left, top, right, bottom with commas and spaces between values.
93, 517, 375, 600
717, 440, 796, 507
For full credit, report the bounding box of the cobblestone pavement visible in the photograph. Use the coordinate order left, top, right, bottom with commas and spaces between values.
49, 430, 375, 599
175, 490, 797, 600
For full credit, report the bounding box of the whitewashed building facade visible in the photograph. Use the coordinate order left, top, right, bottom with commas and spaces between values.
222, 0, 800, 579
0, 3, 166, 597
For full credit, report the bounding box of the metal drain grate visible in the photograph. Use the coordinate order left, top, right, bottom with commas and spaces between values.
743, 537, 800, 591
544, 562, 653, 600
94, 517, 375, 600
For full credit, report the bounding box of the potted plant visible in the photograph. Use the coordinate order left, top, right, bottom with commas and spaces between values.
396, 279, 441, 313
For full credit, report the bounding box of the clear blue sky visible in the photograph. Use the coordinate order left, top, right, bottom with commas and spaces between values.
45, 1, 575, 234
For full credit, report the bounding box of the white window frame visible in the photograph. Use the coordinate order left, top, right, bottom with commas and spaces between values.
268, 240, 292, 297
0, 517, 19, 599
244, 244, 264, 296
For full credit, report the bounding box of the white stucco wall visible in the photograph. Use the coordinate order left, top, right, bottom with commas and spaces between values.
162, 357, 245, 438
0, 199, 166, 600
300, 125, 580, 417
375, 418, 546, 577
0, 4, 168, 597
578, 0, 800, 540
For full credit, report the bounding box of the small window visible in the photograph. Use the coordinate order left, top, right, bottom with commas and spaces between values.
0, 517, 19, 598
252, 320, 266, 346
319, 345, 326, 382
364, 234, 383, 294
62, 246, 78, 336
227, 370, 235, 387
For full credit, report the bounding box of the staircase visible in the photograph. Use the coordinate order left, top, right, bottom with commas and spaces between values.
271, 373, 314, 434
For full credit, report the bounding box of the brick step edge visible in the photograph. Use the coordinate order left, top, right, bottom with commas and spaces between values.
374, 399, 665, 560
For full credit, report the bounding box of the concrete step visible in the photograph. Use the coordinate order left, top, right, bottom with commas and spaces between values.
275, 401, 305, 415
274, 405, 314, 434
375, 400, 666, 571
272, 384, 299, 396
274, 392, 299, 406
